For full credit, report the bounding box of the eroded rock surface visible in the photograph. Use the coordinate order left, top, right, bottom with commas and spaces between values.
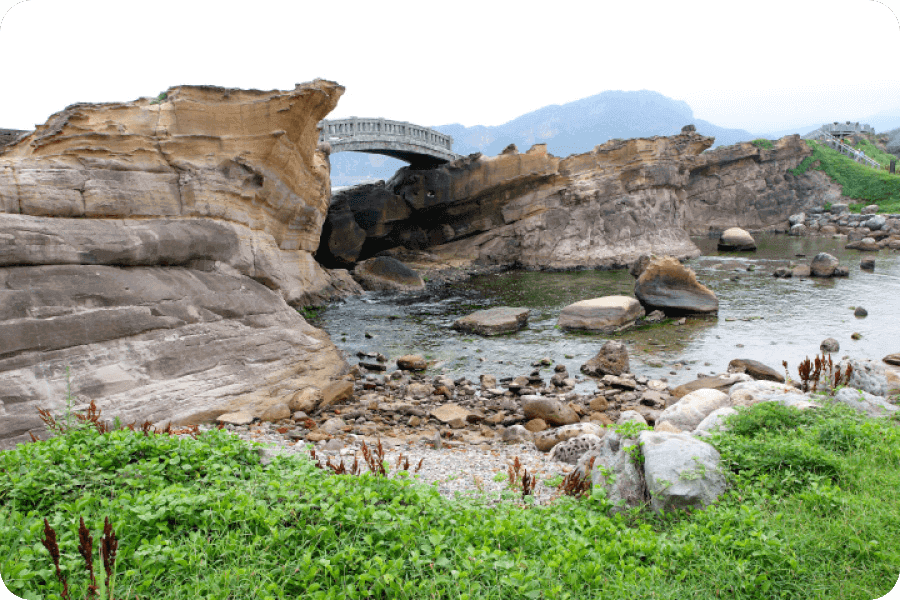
634, 256, 719, 314
0, 81, 357, 448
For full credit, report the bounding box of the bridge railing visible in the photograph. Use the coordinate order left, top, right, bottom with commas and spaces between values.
319, 118, 454, 151
813, 131, 884, 170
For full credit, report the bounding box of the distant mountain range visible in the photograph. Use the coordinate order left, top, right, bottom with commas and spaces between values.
329, 90, 900, 188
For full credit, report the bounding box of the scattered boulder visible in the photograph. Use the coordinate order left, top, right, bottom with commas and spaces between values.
639, 431, 727, 512
789, 223, 807, 236
728, 380, 818, 410
453, 307, 529, 336
549, 434, 604, 464
522, 396, 580, 427
846, 237, 879, 251
320, 417, 347, 435
501, 424, 533, 444
524, 418, 549, 433
884, 353, 900, 366
533, 422, 604, 452
717, 227, 756, 251
854, 307, 868, 318
581, 340, 630, 377
865, 215, 887, 231
791, 265, 811, 278
580, 432, 646, 512
430, 403, 474, 425
838, 358, 889, 397
693, 407, 738, 435
820, 337, 840, 354
832, 387, 898, 418
860, 257, 875, 271
558, 296, 644, 332
352, 256, 425, 291
216, 411, 255, 426
634, 256, 719, 314
260, 403, 291, 423
861, 204, 880, 215
289, 387, 322, 413
773, 266, 792, 278
655, 388, 730, 432
671, 373, 751, 399
397, 355, 427, 371
829, 203, 849, 214
810, 252, 840, 277
788, 213, 806, 227
727, 358, 785, 383
617, 410, 648, 426
318, 380, 355, 412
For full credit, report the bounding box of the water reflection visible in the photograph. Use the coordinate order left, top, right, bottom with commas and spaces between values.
320, 234, 899, 388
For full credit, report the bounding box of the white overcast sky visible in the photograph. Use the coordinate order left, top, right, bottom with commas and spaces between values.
1, 0, 898, 134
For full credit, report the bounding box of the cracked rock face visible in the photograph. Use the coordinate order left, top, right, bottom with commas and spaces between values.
0, 81, 359, 448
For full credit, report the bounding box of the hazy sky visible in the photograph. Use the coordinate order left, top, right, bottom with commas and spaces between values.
1, 0, 898, 133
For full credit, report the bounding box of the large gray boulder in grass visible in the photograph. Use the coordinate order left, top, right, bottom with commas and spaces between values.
655, 388, 730, 432
453, 307, 529, 336
352, 256, 425, 291
717, 227, 757, 251
558, 296, 644, 332
639, 431, 727, 512
837, 358, 889, 397
578, 432, 647, 513
634, 256, 719, 314
728, 380, 819, 410
832, 388, 898, 418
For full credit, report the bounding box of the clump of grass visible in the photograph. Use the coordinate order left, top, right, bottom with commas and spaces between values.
751, 138, 774, 150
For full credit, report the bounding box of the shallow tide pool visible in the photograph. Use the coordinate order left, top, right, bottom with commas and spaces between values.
319, 234, 899, 389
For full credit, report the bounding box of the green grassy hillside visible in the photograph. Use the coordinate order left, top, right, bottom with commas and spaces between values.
790, 140, 900, 213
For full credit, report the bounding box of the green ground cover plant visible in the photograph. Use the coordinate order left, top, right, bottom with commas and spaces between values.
790, 140, 900, 213
751, 139, 774, 150
2, 399, 899, 599
853, 139, 897, 169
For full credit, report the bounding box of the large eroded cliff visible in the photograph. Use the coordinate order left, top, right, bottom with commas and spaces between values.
319, 132, 835, 270
0, 81, 359, 448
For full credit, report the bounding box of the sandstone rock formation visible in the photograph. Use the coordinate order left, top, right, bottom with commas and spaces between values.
717, 227, 756, 251
634, 256, 719, 314
557, 296, 644, 332
352, 256, 424, 291
318, 133, 835, 271
453, 307, 530, 336
0, 81, 359, 448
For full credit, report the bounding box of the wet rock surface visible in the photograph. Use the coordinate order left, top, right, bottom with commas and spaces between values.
452, 307, 530, 336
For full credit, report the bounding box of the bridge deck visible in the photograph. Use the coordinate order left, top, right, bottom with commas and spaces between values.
319, 117, 461, 167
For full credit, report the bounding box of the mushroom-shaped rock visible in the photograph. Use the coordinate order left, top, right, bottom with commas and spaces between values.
558, 296, 644, 332
717, 227, 756, 251
638, 431, 727, 512
810, 252, 840, 277
581, 340, 630, 377
453, 307, 529, 336
727, 358, 785, 383
634, 256, 718, 314
352, 256, 425, 291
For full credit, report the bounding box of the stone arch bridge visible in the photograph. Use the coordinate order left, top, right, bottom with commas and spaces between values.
318, 117, 461, 168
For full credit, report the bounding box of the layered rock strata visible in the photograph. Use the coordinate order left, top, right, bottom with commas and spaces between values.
0, 81, 357, 448
320, 133, 833, 271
